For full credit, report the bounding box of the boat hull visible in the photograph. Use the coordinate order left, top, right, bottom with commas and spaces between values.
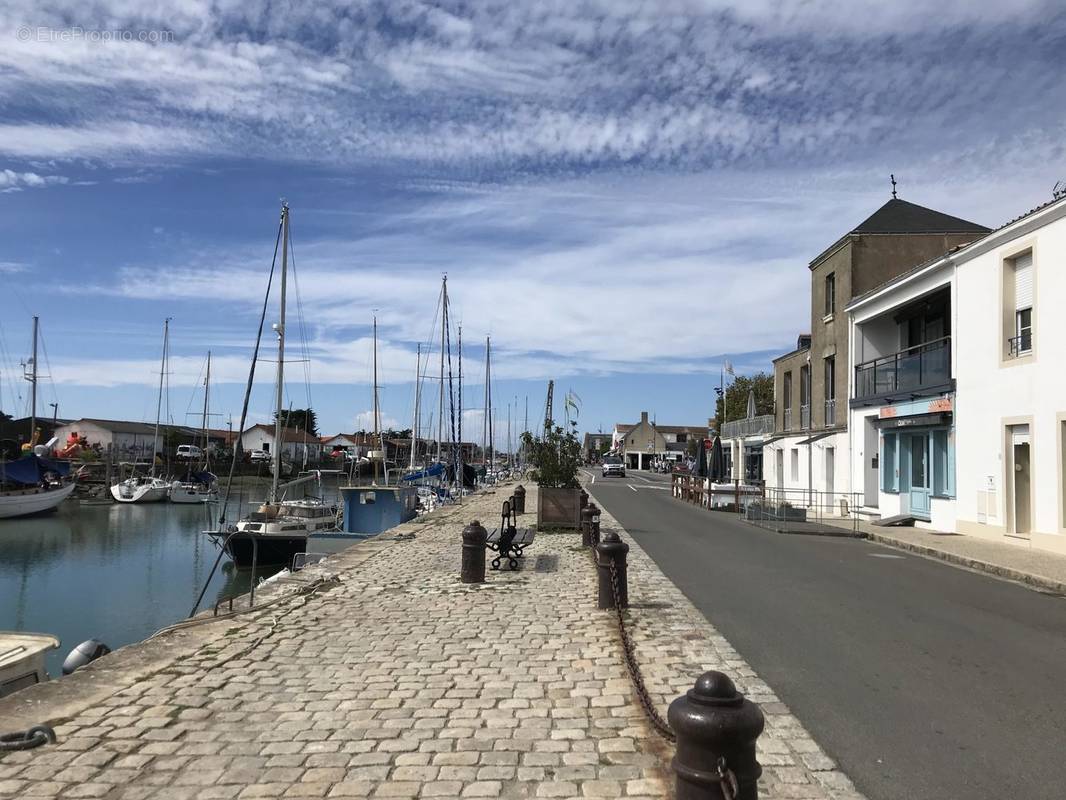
0, 482, 77, 519
222, 532, 308, 568
110, 482, 169, 504
169, 483, 218, 504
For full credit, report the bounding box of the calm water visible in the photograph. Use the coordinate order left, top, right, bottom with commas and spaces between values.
0, 480, 353, 675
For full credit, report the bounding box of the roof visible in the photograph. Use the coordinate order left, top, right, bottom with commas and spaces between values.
613, 422, 707, 435
61, 418, 164, 435
242, 424, 322, 444
851, 198, 990, 235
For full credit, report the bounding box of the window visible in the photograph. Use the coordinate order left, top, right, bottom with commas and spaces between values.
824, 356, 836, 426
675, 433, 687, 443
799, 365, 810, 428
783, 371, 792, 405
824, 272, 835, 316
932, 429, 955, 498
791, 448, 799, 482
1008, 252, 1033, 356
882, 433, 898, 492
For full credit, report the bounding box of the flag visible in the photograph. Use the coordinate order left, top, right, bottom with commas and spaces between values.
724, 360, 735, 377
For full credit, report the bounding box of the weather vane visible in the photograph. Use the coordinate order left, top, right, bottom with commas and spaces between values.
890, 174, 898, 199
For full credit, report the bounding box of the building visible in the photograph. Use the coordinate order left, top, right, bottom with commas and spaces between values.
582, 432, 613, 462
51, 418, 203, 460
765, 196, 989, 507
722, 412, 775, 484
239, 424, 324, 462
952, 193, 1066, 553
612, 412, 710, 470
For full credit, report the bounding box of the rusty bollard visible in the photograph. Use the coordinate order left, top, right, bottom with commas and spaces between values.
595, 530, 629, 609
588, 502, 601, 546
669, 671, 765, 800
461, 520, 488, 584
513, 484, 526, 515
580, 488, 589, 508
581, 505, 595, 547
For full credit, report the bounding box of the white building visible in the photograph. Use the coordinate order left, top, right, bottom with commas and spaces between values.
612, 413, 710, 470
240, 424, 323, 462
52, 418, 198, 460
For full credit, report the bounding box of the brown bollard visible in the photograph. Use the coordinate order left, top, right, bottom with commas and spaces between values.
581, 505, 595, 547
589, 503, 601, 546
513, 484, 526, 515
580, 488, 589, 508
461, 520, 488, 584
669, 672, 765, 800
595, 531, 629, 609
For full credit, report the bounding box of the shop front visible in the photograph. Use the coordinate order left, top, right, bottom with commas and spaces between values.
876, 396, 955, 527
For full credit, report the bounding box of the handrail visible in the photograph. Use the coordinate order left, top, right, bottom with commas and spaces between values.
854, 335, 951, 372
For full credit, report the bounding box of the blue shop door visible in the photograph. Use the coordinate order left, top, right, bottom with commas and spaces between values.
907, 433, 931, 520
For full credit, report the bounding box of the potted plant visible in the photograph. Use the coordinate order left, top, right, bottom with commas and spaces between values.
521, 426, 582, 529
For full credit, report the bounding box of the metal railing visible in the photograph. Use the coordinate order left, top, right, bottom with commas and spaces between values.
745, 488, 862, 536
800, 404, 810, 429
1008, 332, 1032, 357
722, 414, 775, 439
671, 473, 765, 512
854, 336, 951, 399
824, 398, 836, 426
783, 408, 793, 431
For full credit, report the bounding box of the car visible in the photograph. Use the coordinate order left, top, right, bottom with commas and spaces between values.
175, 444, 204, 461
602, 456, 626, 478
248, 449, 271, 463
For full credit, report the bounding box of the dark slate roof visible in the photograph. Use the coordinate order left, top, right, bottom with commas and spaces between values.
850, 198, 990, 235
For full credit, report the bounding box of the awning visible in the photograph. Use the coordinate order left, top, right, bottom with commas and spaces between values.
875, 412, 951, 430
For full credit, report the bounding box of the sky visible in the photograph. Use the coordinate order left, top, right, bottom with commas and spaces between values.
1, 1, 1065, 445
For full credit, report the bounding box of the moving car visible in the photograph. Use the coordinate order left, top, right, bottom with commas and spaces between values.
602, 455, 626, 478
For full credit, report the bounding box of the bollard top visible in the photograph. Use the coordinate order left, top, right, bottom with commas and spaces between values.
581, 505, 595, 520
688, 671, 743, 708
596, 530, 629, 557
514, 484, 525, 495
462, 520, 488, 544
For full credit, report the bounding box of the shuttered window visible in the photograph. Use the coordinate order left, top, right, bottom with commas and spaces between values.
1014, 252, 1033, 310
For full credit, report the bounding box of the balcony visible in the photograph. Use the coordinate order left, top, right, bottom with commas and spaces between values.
783, 408, 793, 431
824, 398, 836, 426
1008, 332, 1032, 358
800, 404, 810, 429
723, 414, 775, 440
854, 336, 951, 401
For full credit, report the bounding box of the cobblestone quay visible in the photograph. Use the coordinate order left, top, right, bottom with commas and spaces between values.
0, 484, 862, 799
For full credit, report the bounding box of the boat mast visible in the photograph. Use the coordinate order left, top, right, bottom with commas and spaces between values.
150, 318, 169, 479
270, 203, 289, 505
486, 337, 493, 471
26, 316, 38, 444
201, 351, 211, 469
372, 314, 383, 486
410, 343, 420, 471
437, 276, 446, 463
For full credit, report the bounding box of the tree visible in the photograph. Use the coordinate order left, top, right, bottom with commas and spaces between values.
275, 408, 319, 436
714, 372, 775, 428
521, 425, 581, 489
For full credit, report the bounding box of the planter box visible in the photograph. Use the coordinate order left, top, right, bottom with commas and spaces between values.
537, 486, 582, 529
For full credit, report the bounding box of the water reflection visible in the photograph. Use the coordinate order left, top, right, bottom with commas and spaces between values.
0, 479, 350, 675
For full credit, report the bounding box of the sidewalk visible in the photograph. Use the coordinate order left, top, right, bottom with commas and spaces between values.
846, 520, 1066, 595
0, 484, 862, 799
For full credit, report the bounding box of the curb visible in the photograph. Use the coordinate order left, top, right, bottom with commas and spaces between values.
864, 531, 1066, 596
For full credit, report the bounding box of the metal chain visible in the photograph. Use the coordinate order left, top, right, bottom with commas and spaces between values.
0, 725, 56, 752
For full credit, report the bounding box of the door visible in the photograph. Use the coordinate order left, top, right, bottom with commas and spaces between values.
776, 450, 784, 492
825, 447, 835, 502
1010, 425, 1031, 535
907, 434, 931, 519
864, 420, 879, 508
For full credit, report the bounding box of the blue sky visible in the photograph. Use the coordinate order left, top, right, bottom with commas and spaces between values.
1, 1, 1064, 443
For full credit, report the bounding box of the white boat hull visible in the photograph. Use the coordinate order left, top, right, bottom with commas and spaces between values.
0, 481, 77, 519
169, 481, 218, 504
110, 479, 169, 504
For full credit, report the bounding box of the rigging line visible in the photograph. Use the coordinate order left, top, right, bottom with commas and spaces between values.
216, 214, 283, 527
36, 324, 59, 411
285, 218, 314, 414
444, 295, 459, 482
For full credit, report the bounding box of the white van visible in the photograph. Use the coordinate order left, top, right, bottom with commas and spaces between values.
176, 444, 204, 461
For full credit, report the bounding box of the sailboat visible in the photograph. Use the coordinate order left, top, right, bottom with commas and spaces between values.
0, 317, 78, 518
110, 319, 172, 503
170, 351, 219, 504
208, 204, 337, 567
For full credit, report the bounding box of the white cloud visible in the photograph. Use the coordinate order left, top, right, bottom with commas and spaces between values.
353, 410, 400, 431
0, 168, 68, 192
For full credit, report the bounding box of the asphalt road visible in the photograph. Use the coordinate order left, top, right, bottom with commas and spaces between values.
585, 468, 1066, 800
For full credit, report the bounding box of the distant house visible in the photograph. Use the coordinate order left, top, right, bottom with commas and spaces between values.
239, 424, 323, 462
52, 418, 181, 459
582, 432, 612, 462
612, 412, 711, 470
321, 433, 371, 456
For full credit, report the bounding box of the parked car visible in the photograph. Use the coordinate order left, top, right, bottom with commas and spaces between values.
248, 449, 271, 463
602, 456, 626, 478
175, 444, 204, 461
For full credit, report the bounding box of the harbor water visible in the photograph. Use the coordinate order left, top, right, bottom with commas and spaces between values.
0, 479, 357, 676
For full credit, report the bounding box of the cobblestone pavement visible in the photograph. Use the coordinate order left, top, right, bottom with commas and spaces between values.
0, 483, 862, 799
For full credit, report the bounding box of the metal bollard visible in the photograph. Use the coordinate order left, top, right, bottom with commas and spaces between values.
580, 488, 589, 508
588, 503, 601, 546
669, 671, 765, 800
581, 505, 595, 547
461, 520, 488, 583
513, 485, 526, 515
595, 531, 629, 609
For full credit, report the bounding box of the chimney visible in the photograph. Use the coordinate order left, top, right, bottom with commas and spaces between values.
640, 411, 649, 424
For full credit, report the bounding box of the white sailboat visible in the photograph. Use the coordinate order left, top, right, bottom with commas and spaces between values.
111, 319, 171, 503
213, 204, 337, 567
0, 317, 78, 519
170, 351, 219, 504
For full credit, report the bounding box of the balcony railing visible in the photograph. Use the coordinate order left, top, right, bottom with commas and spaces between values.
722, 414, 775, 440
800, 404, 810, 429
854, 336, 951, 400
824, 398, 836, 426
1008, 332, 1032, 357
783, 408, 793, 431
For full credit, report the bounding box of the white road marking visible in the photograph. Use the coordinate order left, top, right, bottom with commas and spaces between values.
591, 475, 596, 485
869, 553, 906, 559
628, 484, 638, 492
